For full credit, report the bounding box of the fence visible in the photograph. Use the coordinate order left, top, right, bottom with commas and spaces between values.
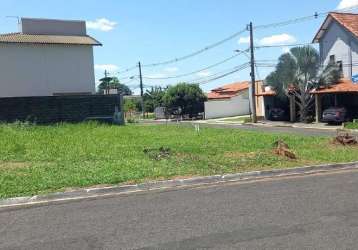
0, 94, 121, 124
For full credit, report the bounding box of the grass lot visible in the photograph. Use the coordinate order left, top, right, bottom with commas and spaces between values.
345, 122, 358, 130
1, 122, 358, 199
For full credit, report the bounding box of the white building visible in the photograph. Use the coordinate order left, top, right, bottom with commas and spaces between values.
204, 81, 266, 119
313, 12, 358, 80
0, 17, 101, 98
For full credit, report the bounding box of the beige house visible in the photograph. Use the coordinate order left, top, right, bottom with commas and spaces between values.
0, 17, 101, 98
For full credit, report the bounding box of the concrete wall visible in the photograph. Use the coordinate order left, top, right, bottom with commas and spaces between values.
204, 90, 250, 119
21, 18, 86, 36
0, 43, 96, 97
320, 21, 358, 79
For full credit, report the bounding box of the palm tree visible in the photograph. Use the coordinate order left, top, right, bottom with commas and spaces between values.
266, 46, 341, 122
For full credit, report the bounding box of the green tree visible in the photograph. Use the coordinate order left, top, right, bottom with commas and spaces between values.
265, 46, 341, 121
162, 83, 207, 117
123, 98, 137, 113
143, 86, 167, 113
97, 77, 132, 95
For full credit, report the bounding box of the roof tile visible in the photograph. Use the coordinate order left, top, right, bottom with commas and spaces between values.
0, 32, 102, 46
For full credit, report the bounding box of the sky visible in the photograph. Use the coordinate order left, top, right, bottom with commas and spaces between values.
0, 0, 357, 94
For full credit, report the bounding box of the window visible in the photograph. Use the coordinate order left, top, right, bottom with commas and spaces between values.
329, 55, 336, 64
337, 60, 343, 72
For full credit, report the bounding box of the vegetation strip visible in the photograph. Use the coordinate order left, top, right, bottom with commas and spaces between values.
1, 123, 358, 199
1, 161, 357, 209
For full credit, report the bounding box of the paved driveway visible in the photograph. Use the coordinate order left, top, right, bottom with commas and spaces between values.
2, 170, 358, 249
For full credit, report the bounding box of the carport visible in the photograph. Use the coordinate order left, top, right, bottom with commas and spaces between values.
312, 79, 358, 123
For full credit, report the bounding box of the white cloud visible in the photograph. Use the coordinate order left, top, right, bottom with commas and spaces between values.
146, 73, 166, 78
337, 0, 358, 9
238, 36, 251, 44
196, 71, 211, 77
164, 67, 179, 73
282, 47, 291, 53
86, 18, 117, 32
259, 34, 297, 46
94, 64, 119, 73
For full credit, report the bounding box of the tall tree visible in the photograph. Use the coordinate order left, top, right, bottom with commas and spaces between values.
162, 83, 207, 117
266, 46, 341, 122
97, 77, 133, 95
143, 86, 167, 112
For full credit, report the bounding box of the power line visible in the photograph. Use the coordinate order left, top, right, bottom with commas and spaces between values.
141, 28, 248, 67
254, 5, 358, 30
142, 50, 249, 80
117, 65, 138, 75
197, 64, 250, 85
186, 63, 250, 85
255, 42, 314, 49
185, 63, 249, 83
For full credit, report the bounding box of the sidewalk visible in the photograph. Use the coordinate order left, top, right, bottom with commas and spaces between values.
250, 121, 343, 131
148, 117, 345, 132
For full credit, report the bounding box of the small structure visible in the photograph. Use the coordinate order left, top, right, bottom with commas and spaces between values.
204, 81, 266, 119
312, 12, 358, 122
0, 17, 101, 98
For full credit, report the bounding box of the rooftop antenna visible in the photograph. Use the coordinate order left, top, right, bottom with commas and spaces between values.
5, 16, 20, 24
5, 16, 21, 32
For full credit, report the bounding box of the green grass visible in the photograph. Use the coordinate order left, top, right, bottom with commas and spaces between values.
344, 121, 358, 129
0, 122, 357, 199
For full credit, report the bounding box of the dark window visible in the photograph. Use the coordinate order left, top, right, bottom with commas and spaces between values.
337, 60, 343, 72
329, 55, 336, 64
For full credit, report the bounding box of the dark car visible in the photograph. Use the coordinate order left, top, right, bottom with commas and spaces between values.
322, 107, 350, 124
268, 108, 288, 121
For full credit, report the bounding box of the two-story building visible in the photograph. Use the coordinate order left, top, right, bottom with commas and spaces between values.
312, 12, 358, 122
0, 17, 101, 98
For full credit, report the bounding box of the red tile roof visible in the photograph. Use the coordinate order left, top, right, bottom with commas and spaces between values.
313, 12, 358, 42
330, 12, 358, 38
207, 81, 250, 100
311, 79, 358, 94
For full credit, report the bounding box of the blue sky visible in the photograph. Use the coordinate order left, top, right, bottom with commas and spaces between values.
0, 0, 357, 93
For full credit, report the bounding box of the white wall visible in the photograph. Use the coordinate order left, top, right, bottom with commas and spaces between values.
0, 43, 96, 97
205, 90, 250, 119
320, 21, 358, 79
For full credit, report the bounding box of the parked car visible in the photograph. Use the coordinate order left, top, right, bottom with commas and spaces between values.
322, 107, 350, 124
268, 108, 288, 121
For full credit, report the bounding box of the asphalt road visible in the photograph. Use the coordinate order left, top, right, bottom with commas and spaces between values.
2, 170, 358, 249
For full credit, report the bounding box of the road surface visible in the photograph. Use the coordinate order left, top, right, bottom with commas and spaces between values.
143, 120, 342, 137
1, 170, 358, 249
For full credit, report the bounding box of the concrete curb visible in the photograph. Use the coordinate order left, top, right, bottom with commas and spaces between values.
1, 162, 358, 209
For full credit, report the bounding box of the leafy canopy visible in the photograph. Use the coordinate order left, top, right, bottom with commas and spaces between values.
97, 76, 132, 95
162, 83, 207, 116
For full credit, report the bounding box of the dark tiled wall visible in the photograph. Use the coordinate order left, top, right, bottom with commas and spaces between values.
0, 95, 121, 124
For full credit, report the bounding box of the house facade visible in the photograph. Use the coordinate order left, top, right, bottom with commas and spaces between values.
204, 81, 265, 119
312, 12, 358, 122
313, 12, 358, 80
0, 18, 101, 98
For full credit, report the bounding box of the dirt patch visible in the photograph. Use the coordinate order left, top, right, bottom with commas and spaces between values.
144, 147, 172, 161
332, 131, 358, 146
0, 161, 31, 170
273, 140, 297, 160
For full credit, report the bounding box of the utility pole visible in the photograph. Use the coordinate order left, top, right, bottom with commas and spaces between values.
104, 70, 109, 95
249, 22, 257, 123
138, 62, 145, 118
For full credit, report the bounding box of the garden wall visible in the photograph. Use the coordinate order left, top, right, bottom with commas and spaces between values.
0, 95, 121, 124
